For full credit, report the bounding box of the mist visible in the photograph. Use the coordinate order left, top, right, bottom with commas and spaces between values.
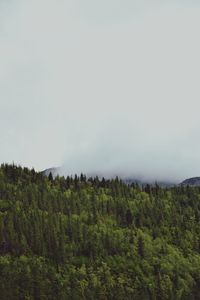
1, 0, 200, 182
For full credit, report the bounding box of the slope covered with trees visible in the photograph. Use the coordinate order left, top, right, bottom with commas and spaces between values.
1, 164, 200, 299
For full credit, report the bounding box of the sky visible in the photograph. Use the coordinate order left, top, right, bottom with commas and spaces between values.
0, 0, 200, 182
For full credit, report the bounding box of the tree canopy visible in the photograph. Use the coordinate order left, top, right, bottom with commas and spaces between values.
0, 163, 200, 299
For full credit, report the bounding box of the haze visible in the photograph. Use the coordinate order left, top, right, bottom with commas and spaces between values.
1, 0, 200, 182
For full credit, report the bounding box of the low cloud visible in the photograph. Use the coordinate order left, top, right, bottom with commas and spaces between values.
0, 0, 200, 182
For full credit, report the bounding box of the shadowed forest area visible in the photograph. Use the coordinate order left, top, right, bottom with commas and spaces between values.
1, 164, 200, 299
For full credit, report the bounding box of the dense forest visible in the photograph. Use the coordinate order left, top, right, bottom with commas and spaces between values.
1, 164, 200, 299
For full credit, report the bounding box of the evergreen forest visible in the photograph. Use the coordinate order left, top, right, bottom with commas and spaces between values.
1, 164, 200, 299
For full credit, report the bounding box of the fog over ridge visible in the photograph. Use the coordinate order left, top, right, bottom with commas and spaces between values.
0, 0, 200, 182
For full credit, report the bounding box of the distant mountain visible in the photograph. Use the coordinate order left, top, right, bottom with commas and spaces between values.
42, 167, 60, 177
180, 177, 200, 186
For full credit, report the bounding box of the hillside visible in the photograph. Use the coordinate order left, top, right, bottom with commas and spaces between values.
1, 164, 200, 299
180, 177, 200, 186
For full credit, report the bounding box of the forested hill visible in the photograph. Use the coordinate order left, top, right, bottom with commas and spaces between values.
1, 164, 200, 299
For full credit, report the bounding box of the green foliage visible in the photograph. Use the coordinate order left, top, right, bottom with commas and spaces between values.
1, 163, 200, 299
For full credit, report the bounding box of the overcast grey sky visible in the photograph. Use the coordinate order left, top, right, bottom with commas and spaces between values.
1, 0, 200, 181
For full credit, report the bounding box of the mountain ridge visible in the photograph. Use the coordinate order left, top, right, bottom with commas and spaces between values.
180, 177, 200, 186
